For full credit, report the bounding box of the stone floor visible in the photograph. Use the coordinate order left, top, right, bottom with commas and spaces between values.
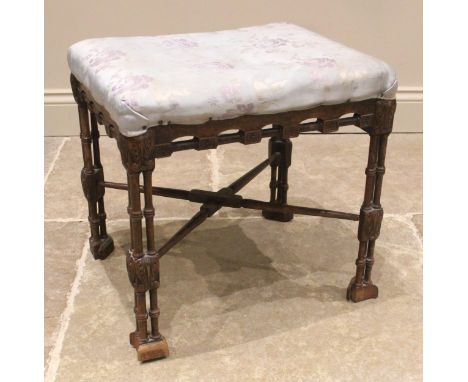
44, 133, 422, 382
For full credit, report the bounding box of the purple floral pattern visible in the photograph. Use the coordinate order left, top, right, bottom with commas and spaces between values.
110, 74, 154, 97
247, 36, 290, 53
222, 103, 255, 119
160, 37, 199, 48
85, 49, 126, 73
192, 61, 235, 70
68, 23, 397, 137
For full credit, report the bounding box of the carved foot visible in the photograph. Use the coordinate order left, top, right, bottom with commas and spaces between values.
346, 277, 378, 302
129, 332, 169, 362
262, 210, 294, 222
89, 235, 114, 260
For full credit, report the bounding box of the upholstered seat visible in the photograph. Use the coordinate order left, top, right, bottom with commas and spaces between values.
68, 23, 397, 137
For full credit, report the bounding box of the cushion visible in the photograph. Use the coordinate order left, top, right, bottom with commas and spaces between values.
68, 23, 397, 137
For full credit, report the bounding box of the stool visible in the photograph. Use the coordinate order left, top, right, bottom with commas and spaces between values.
68, 23, 397, 362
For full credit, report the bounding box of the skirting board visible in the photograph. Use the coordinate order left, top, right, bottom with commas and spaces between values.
44, 87, 422, 136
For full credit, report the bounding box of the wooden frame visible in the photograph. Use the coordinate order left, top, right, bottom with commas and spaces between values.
71, 74, 396, 362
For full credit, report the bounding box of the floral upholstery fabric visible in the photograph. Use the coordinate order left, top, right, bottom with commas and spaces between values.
68, 23, 397, 137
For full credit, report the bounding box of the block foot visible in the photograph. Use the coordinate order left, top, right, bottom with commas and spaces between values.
346, 277, 378, 302
262, 210, 294, 222
89, 235, 114, 260
130, 332, 169, 362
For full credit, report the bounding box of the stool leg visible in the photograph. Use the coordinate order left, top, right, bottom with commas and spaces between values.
91, 113, 110, 241
77, 103, 114, 260
126, 162, 168, 362
347, 134, 389, 302
262, 135, 294, 222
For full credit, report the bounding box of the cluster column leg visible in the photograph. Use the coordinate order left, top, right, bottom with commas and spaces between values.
90, 113, 110, 241
126, 161, 168, 362
77, 103, 114, 260
347, 135, 380, 301
262, 133, 294, 222
347, 130, 391, 302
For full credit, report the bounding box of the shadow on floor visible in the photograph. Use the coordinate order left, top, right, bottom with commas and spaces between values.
99, 216, 402, 359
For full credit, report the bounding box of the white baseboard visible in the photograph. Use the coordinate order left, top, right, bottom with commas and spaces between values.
44, 87, 422, 136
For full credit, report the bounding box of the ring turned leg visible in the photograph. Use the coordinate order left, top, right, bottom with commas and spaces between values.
126, 161, 168, 362
347, 100, 395, 302
262, 134, 294, 222
77, 102, 114, 260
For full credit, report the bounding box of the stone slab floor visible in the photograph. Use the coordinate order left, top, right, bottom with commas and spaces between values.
44, 133, 422, 382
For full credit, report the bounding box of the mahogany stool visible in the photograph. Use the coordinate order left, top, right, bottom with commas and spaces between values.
68, 23, 397, 362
